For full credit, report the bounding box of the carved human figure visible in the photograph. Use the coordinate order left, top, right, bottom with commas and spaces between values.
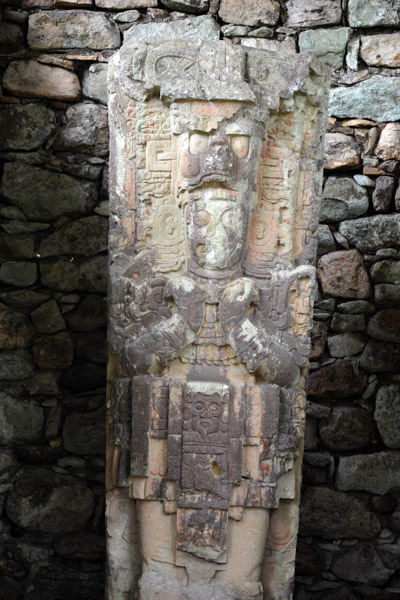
107, 40, 330, 600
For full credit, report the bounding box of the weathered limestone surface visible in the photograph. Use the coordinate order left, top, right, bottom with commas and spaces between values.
299, 28, 350, 70
284, 0, 341, 28
107, 37, 329, 600
28, 10, 120, 50
360, 33, 400, 67
3, 60, 81, 101
347, 0, 400, 27
0, 104, 56, 151
219, 0, 280, 26
329, 76, 400, 122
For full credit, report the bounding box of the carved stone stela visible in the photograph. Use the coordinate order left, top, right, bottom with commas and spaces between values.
107, 39, 330, 600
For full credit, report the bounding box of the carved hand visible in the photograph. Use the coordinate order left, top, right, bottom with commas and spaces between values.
219, 278, 260, 333
164, 276, 206, 333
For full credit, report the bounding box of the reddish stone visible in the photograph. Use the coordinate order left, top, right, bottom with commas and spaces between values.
317, 250, 372, 299
0, 304, 34, 349
307, 359, 367, 399
32, 332, 74, 369
372, 175, 395, 213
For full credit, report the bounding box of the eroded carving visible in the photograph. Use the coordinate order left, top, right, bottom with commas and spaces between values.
107, 39, 330, 600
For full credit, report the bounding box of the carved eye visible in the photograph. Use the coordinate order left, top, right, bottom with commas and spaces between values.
229, 135, 249, 158
209, 402, 220, 414
221, 209, 235, 228
194, 210, 211, 226
189, 132, 209, 154
193, 401, 206, 414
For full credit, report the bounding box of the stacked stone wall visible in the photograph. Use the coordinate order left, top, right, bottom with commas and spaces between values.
0, 1, 399, 598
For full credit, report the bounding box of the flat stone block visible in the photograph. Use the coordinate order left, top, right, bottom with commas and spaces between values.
0, 103, 56, 151
123, 15, 220, 43
299, 27, 350, 70
337, 452, 400, 494
285, 0, 341, 27
0, 163, 97, 222
3, 60, 81, 101
329, 76, 400, 122
28, 10, 120, 50
219, 0, 279, 26
348, 0, 400, 27
339, 214, 400, 252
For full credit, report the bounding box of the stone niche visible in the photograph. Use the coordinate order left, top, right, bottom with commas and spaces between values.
107, 38, 330, 600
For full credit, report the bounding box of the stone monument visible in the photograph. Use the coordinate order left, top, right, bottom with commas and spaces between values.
107, 38, 330, 600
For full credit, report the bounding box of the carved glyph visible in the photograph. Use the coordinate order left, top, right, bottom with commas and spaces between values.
107, 39, 330, 600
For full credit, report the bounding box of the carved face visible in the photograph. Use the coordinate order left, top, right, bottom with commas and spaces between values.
187, 191, 245, 271
173, 101, 265, 274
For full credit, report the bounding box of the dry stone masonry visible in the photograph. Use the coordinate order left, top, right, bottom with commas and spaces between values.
0, 1, 400, 599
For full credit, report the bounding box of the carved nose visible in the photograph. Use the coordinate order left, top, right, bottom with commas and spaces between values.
204, 137, 234, 173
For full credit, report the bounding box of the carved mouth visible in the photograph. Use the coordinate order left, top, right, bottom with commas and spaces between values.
188, 172, 234, 190
190, 188, 238, 201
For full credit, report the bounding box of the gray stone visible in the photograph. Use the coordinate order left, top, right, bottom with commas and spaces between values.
0, 391, 43, 443
299, 28, 350, 70
306, 401, 331, 419
353, 174, 374, 188
221, 25, 250, 37
285, 0, 341, 27
23, 562, 104, 600
28, 371, 60, 396
40, 256, 108, 293
348, 0, 400, 27
96, 0, 156, 6
219, 0, 279, 26
367, 309, 400, 343
54, 103, 109, 157
327, 333, 366, 357
319, 407, 375, 451
371, 260, 400, 284
2, 221, 50, 235
337, 300, 375, 314
32, 332, 74, 370
317, 225, 336, 255
82, 64, 108, 105
124, 15, 219, 43
304, 417, 318, 450
6, 468, 94, 533
1, 163, 97, 223
3, 60, 81, 102
0, 21, 23, 47
241, 37, 296, 53
28, 10, 120, 50
39, 216, 108, 258
361, 33, 400, 68
0, 261, 38, 287
330, 313, 365, 333
63, 406, 105, 455
114, 10, 140, 23
0, 290, 50, 310
360, 339, 400, 373
337, 452, 400, 494
375, 284, 400, 304
332, 543, 393, 586
329, 76, 400, 122
66, 295, 107, 331
299, 487, 380, 539
375, 385, 400, 449
346, 37, 360, 71
321, 177, 369, 223
0, 104, 56, 151
162, 0, 209, 14
247, 27, 274, 38
31, 300, 66, 334
339, 215, 400, 252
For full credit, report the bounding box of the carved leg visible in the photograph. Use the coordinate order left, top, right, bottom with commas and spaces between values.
215, 508, 270, 600
137, 500, 188, 600
106, 488, 140, 600
261, 500, 299, 600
